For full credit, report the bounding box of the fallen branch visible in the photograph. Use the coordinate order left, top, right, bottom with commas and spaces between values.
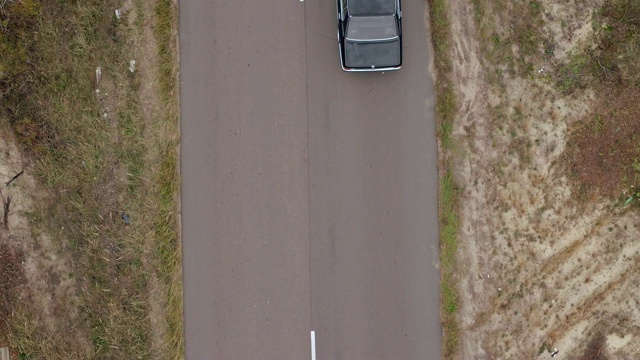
595, 57, 615, 79
5, 169, 24, 187
3, 195, 10, 230
0, 188, 10, 230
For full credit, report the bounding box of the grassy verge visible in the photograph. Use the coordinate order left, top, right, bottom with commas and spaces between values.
153, 0, 184, 358
427, 0, 460, 358
440, 170, 460, 358
1, 0, 183, 358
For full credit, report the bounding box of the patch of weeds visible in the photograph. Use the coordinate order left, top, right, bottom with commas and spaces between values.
556, 54, 592, 94
596, 0, 640, 85
470, 0, 508, 72
538, 340, 549, 354
116, 91, 146, 194
427, 0, 456, 149
471, 0, 484, 19
576, 332, 609, 360
154, 0, 177, 102
437, 85, 456, 149
593, 114, 604, 132
0, 244, 25, 334
470, 0, 547, 77
0, 0, 40, 89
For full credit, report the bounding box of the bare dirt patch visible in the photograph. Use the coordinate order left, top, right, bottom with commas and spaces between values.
444, 0, 640, 358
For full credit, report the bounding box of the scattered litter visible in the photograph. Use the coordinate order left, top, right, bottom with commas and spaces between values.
115, 9, 122, 20
538, 67, 544, 73
121, 212, 131, 225
95, 66, 102, 88
1, 347, 10, 360
129, 59, 136, 73
551, 348, 559, 357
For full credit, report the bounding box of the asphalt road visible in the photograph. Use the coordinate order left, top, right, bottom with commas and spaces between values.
179, 0, 440, 358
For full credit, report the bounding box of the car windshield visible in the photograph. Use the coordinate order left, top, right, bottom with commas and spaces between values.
346, 15, 398, 42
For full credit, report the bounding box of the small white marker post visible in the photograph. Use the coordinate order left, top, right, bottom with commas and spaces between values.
310, 331, 316, 360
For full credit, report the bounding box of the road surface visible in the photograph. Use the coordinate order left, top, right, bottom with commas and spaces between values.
179, 0, 440, 358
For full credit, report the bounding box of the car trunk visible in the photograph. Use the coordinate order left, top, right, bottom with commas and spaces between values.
344, 39, 400, 69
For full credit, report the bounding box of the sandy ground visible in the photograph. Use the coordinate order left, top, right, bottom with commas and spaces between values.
447, 0, 640, 358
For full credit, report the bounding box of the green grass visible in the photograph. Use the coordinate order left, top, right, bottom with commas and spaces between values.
427, 0, 460, 358
556, 53, 591, 93
154, 0, 178, 103
429, 0, 453, 74
437, 86, 456, 149
440, 170, 460, 358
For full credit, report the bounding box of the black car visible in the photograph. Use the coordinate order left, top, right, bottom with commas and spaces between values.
337, 0, 402, 72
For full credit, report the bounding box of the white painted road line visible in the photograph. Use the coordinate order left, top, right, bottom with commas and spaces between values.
310, 331, 316, 360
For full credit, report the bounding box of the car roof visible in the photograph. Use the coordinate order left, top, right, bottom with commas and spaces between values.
348, 0, 395, 16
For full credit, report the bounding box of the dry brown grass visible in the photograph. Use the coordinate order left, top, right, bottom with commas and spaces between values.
565, 88, 640, 199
